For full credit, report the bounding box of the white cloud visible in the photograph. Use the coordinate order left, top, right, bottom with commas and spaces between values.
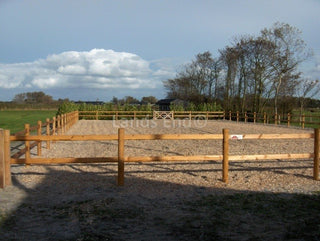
0, 49, 173, 91
57, 65, 87, 75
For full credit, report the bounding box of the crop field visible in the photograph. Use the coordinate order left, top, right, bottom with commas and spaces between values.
0, 110, 57, 134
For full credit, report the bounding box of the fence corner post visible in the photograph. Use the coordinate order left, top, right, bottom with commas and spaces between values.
314, 128, 319, 181
118, 128, 125, 186
0, 129, 5, 188
4, 130, 11, 186
222, 128, 229, 183
0, 129, 11, 188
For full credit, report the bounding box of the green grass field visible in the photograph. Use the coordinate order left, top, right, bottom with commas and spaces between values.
289, 109, 320, 129
0, 110, 57, 134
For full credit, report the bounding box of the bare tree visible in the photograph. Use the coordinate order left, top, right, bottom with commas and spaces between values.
261, 22, 312, 114
219, 46, 238, 110
296, 78, 320, 114
163, 51, 221, 104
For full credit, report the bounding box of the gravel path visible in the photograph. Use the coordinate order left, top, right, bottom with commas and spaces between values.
1, 120, 319, 240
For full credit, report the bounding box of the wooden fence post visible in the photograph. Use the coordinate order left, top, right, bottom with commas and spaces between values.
0, 129, 10, 188
61, 114, 64, 133
0, 129, 5, 188
253, 112, 256, 124
287, 113, 291, 127
37, 120, 42, 156
118, 128, 125, 186
57, 115, 61, 134
60, 115, 63, 134
263, 112, 266, 125
63, 114, 67, 133
65, 113, 69, 130
236, 111, 239, 123
314, 128, 319, 181
52, 116, 56, 135
245, 112, 248, 123
223, 128, 229, 183
4, 130, 11, 186
46, 118, 50, 149
302, 114, 305, 129
25, 124, 30, 164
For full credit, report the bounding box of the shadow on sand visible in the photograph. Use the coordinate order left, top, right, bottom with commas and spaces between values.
0, 164, 320, 241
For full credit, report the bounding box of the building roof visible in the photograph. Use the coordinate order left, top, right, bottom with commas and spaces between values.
156, 98, 176, 105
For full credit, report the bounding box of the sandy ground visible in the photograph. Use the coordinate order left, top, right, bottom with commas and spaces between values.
0, 119, 319, 240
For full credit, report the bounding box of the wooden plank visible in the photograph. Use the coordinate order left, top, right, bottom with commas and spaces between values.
10, 133, 223, 141
10, 157, 118, 164
118, 128, 125, 186
239, 133, 313, 140
229, 153, 313, 161
11, 155, 223, 164
11, 142, 37, 159
10, 133, 313, 142
124, 134, 223, 140
125, 155, 223, 162
10, 134, 119, 141
314, 129, 319, 180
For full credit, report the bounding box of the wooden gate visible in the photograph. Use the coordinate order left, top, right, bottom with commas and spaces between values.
153, 111, 174, 120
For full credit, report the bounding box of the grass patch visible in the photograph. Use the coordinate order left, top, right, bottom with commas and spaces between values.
0, 110, 57, 134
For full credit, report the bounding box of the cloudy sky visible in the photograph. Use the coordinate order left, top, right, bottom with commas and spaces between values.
0, 0, 319, 102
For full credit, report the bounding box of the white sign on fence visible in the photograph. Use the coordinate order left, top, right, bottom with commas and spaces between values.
231, 135, 243, 140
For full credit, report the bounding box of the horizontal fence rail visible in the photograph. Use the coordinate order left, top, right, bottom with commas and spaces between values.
1, 127, 319, 188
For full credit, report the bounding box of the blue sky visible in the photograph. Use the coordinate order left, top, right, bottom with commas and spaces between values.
0, 0, 319, 101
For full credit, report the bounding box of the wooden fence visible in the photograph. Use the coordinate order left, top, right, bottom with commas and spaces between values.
1, 126, 319, 188
225, 111, 320, 128
78, 110, 320, 128
78, 110, 225, 120
10, 111, 79, 160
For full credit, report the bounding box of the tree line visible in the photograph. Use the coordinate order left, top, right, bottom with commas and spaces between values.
164, 22, 319, 115
11, 92, 158, 105
0, 91, 159, 110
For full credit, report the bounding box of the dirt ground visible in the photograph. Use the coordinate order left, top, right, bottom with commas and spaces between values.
0, 120, 319, 240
